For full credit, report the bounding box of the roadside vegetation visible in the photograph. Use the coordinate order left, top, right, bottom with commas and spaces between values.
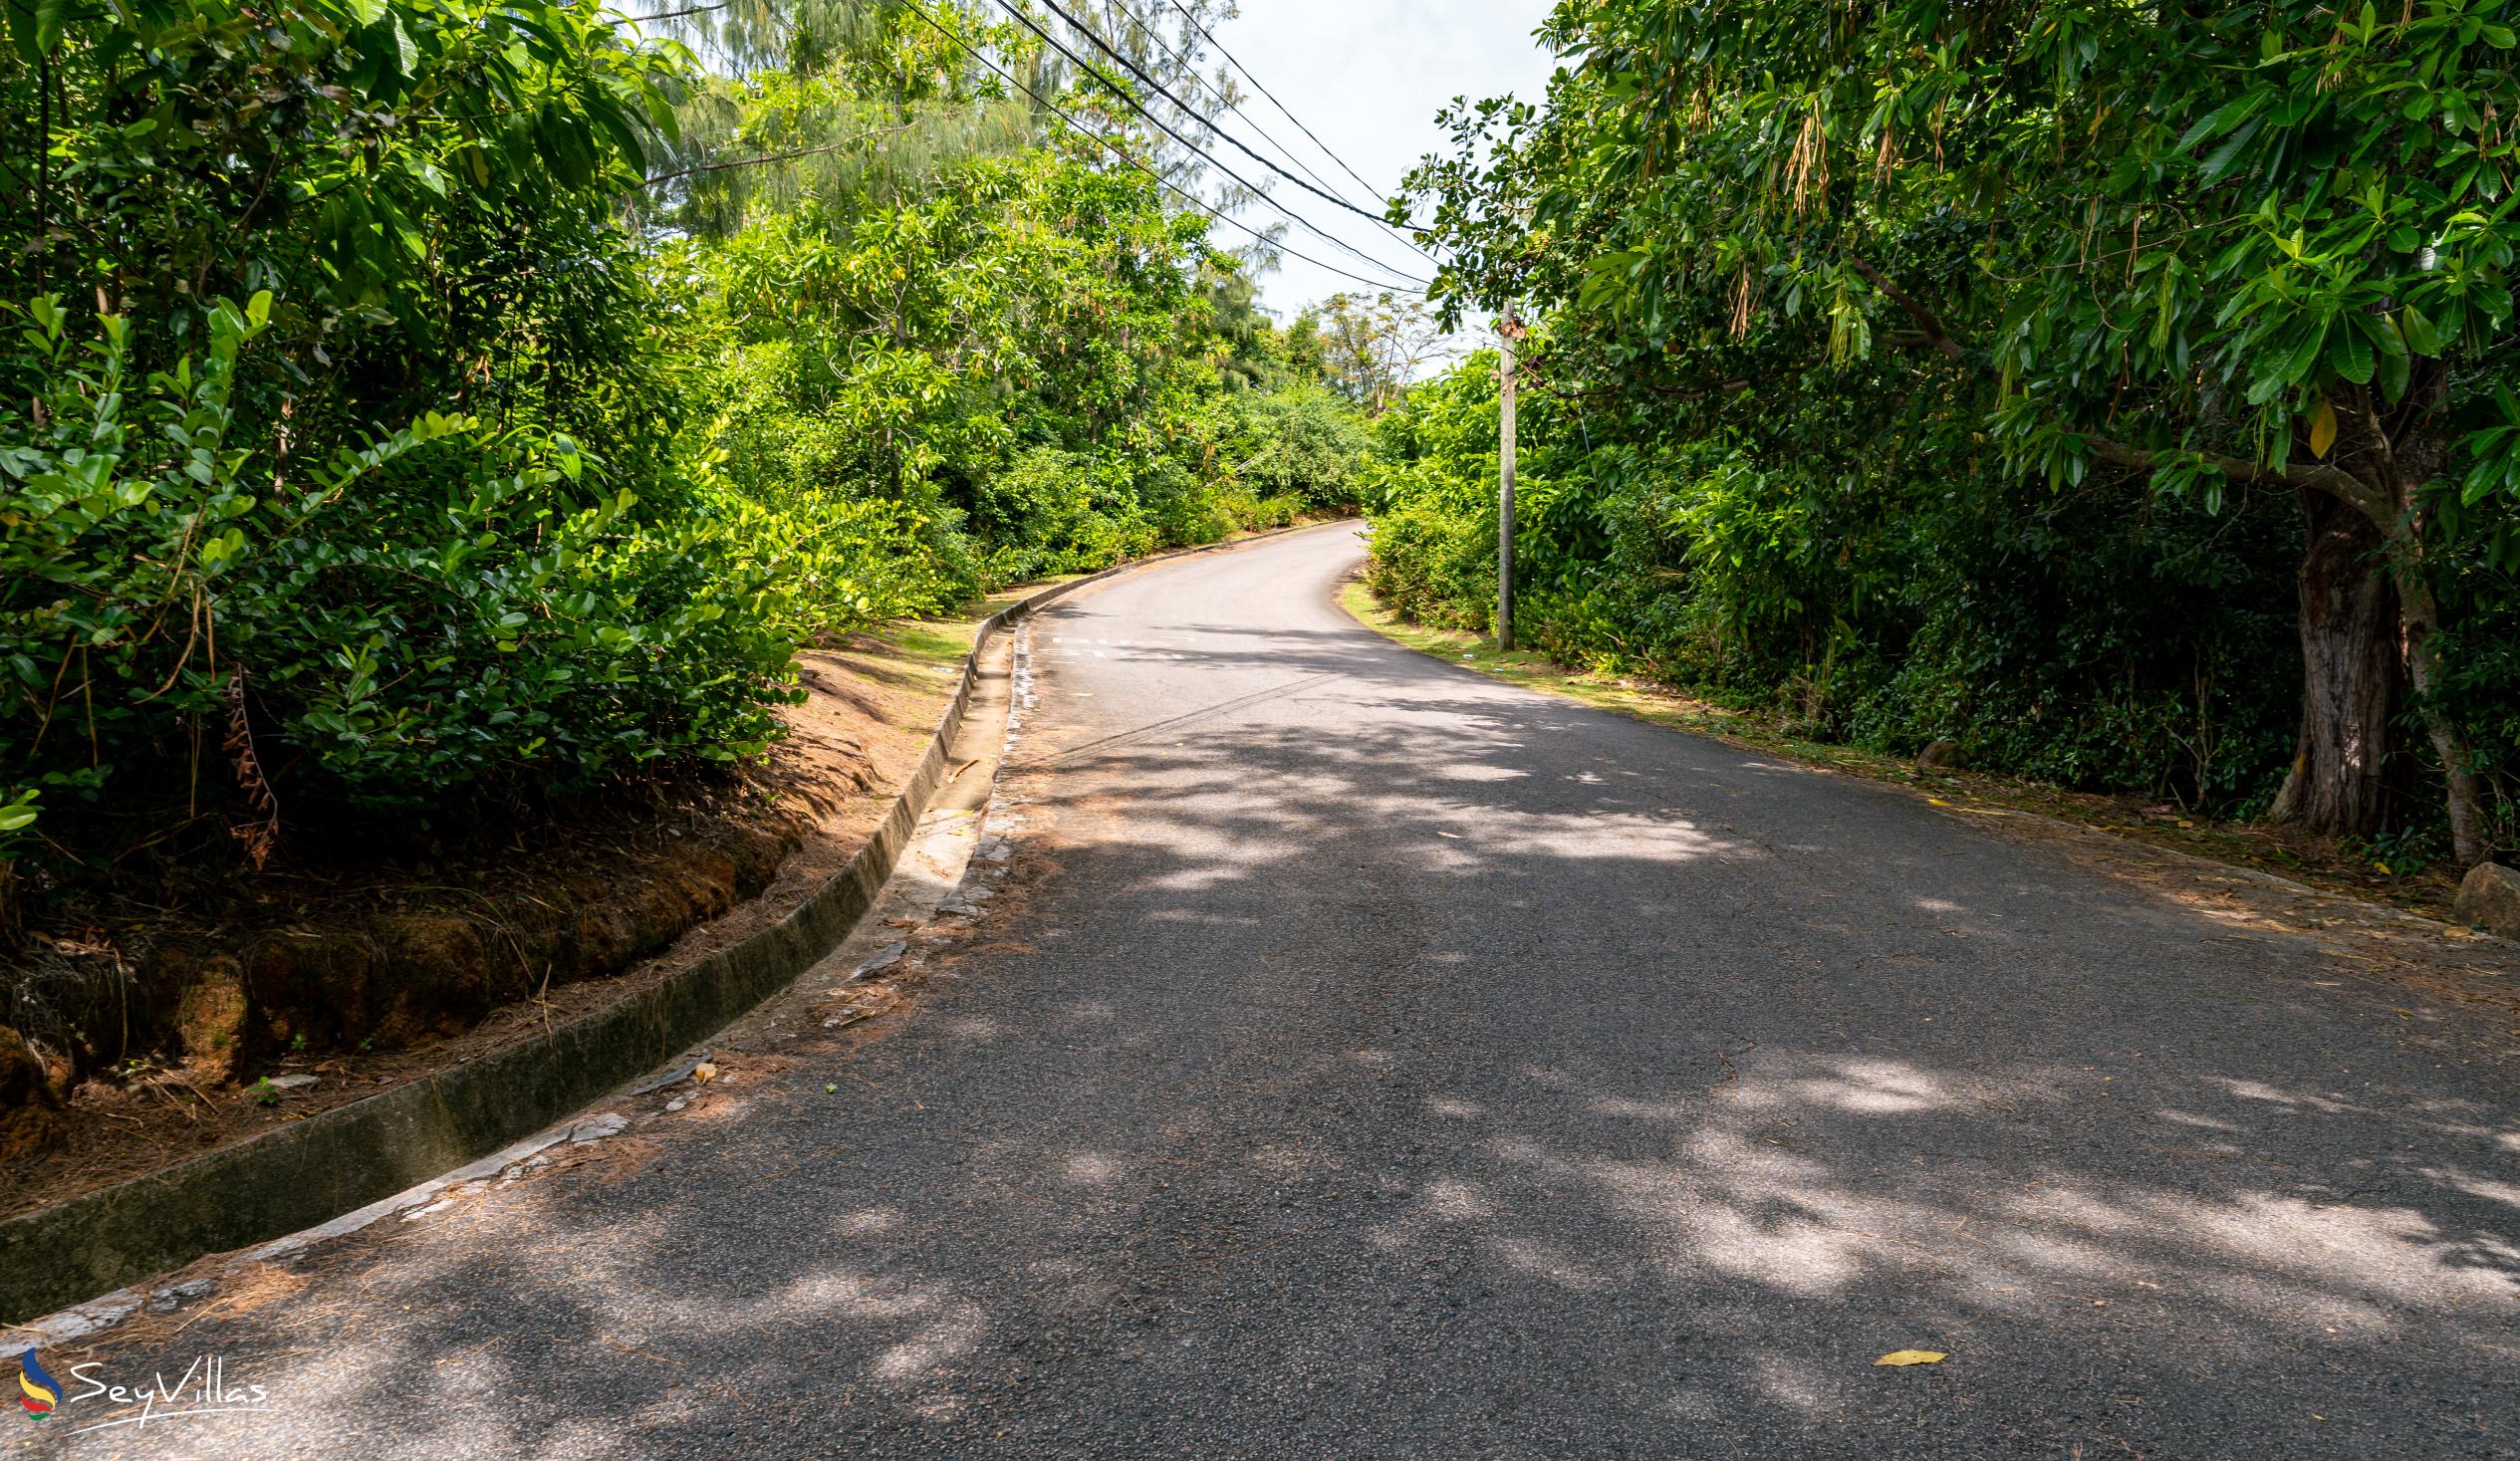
0, 0, 1374, 1107
0, 0, 1369, 905
1363, 0, 2520, 881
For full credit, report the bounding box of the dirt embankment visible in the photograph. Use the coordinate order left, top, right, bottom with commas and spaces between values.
0, 627, 971, 1218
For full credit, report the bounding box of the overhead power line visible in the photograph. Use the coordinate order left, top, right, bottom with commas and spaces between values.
1088, 2, 1442, 268
1030, 0, 1414, 233
898, 0, 1425, 294
1160, 0, 1401, 215
990, 0, 1431, 285
1094, 7, 1362, 209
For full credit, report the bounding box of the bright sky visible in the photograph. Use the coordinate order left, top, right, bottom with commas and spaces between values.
1202, 0, 1561, 321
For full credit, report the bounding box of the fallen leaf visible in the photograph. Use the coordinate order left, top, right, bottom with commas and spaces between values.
1874, 1349, 1947, 1367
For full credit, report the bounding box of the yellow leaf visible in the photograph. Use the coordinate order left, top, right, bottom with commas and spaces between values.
1875, 1349, 1947, 1367
2310, 399, 2338, 458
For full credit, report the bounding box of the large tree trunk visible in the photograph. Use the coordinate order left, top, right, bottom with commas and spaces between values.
2264, 488, 2399, 835
2399, 578, 2490, 867
2379, 387, 2492, 868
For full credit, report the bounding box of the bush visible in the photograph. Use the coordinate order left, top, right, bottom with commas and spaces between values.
1, 296, 805, 827
0, 0, 1382, 883
1233, 385, 1372, 510
1366, 356, 2303, 814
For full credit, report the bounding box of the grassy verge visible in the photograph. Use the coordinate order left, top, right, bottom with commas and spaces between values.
1339, 578, 2473, 922
858, 574, 1092, 669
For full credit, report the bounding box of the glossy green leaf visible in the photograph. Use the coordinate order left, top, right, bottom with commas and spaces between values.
2400, 301, 2442, 355
2330, 323, 2376, 383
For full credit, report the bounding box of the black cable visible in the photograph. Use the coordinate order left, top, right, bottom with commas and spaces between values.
899, 0, 1425, 293
1032, 0, 1408, 231
1161, 0, 1396, 210
1091, 4, 1356, 207
992, 0, 1431, 284
1088, 1, 1443, 267
997, 0, 1426, 283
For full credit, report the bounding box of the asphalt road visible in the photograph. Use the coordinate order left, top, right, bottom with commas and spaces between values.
28, 521, 2520, 1458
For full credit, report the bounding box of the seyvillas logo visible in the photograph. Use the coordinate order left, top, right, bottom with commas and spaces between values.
8, 1354, 276, 1436
16, 1352, 61, 1419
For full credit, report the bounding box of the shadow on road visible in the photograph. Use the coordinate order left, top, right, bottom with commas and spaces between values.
50, 605, 2520, 1458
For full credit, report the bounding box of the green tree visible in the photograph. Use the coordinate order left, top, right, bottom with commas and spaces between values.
0, 0, 1369, 910
1406, 0, 2520, 865
1302, 291, 1453, 414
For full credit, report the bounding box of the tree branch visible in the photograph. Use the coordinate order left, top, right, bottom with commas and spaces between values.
1845, 254, 1964, 361
1847, 252, 2390, 521
642, 123, 915, 188
2080, 432, 2390, 521
636, 1, 732, 22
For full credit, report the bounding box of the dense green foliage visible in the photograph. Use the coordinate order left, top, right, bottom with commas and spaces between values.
0, 0, 1366, 882
1369, 349, 2304, 811
1, 0, 753, 844
1378, 0, 2520, 864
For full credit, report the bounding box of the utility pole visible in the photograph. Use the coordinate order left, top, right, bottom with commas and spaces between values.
1497, 304, 1518, 653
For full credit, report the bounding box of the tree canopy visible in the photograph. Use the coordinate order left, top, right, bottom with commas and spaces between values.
1381, 0, 2520, 867
0, 0, 1369, 896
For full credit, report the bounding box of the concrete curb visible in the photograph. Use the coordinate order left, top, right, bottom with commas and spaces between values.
0, 518, 1346, 1326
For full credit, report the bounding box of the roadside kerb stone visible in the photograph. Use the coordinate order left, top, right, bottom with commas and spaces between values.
0, 521, 1339, 1326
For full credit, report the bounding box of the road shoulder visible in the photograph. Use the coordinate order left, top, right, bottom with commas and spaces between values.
1338, 576, 2520, 1056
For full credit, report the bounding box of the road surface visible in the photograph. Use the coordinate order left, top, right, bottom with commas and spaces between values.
30, 521, 2520, 1457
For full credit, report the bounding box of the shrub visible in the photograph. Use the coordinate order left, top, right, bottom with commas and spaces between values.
1, 296, 800, 838
1232, 385, 1373, 510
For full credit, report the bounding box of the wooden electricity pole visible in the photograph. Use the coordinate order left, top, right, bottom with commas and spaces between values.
1497, 305, 1518, 652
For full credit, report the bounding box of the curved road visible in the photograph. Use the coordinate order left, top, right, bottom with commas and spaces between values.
39, 522, 2520, 1457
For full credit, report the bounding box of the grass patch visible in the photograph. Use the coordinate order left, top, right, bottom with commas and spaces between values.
876, 616, 988, 667
856, 575, 1089, 669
